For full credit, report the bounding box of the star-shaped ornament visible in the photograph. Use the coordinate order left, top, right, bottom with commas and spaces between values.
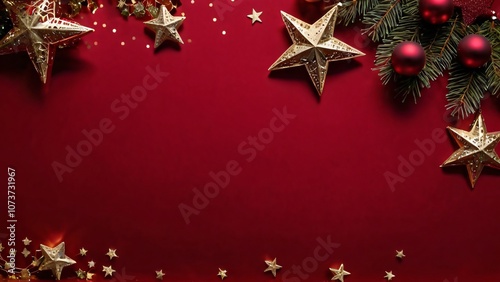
441, 113, 500, 188
86, 272, 95, 280
396, 250, 405, 259
217, 268, 227, 280
102, 265, 115, 277
264, 258, 282, 277
453, 0, 494, 25
88, 260, 95, 268
0, 0, 94, 83
21, 248, 31, 257
269, 4, 365, 96
22, 237, 32, 246
38, 242, 76, 280
384, 271, 395, 280
247, 9, 262, 24
330, 264, 351, 282
156, 269, 165, 280
106, 248, 118, 260
144, 5, 185, 48
79, 248, 88, 256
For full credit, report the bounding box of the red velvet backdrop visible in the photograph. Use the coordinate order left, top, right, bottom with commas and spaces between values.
1, 0, 500, 281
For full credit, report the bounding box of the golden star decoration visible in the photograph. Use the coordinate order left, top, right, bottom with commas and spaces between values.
21, 248, 30, 257
38, 242, 76, 280
269, 4, 365, 96
441, 113, 500, 188
264, 258, 282, 277
79, 248, 88, 256
247, 9, 262, 24
106, 248, 118, 260
22, 237, 32, 246
76, 269, 86, 279
0, 0, 94, 83
156, 269, 165, 280
330, 264, 350, 282
144, 5, 185, 48
396, 250, 405, 259
384, 271, 395, 280
86, 272, 95, 280
102, 265, 115, 277
217, 268, 227, 280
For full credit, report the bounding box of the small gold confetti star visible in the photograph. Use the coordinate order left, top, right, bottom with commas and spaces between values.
76, 269, 86, 279
156, 270, 165, 280
247, 9, 262, 24
86, 272, 95, 280
264, 258, 282, 277
396, 250, 405, 259
217, 268, 227, 280
79, 248, 88, 256
117, 0, 126, 8
88, 260, 95, 268
106, 248, 118, 260
384, 271, 395, 280
21, 248, 30, 258
330, 264, 351, 282
22, 237, 32, 246
102, 265, 115, 277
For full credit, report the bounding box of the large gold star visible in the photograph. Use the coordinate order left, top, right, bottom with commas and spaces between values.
144, 5, 185, 48
441, 113, 500, 188
0, 0, 94, 83
269, 4, 365, 96
38, 242, 76, 280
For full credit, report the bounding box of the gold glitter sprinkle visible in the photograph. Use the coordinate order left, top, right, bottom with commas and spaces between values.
209, 3, 213, 7
102, 23, 106, 28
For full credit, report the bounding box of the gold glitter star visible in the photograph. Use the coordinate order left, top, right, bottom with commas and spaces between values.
247, 9, 262, 24
38, 242, 76, 280
217, 268, 227, 280
4, 262, 11, 270
144, 5, 185, 48
156, 269, 165, 280
21, 248, 30, 258
269, 4, 365, 96
86, 272, 95, 280
441, 113, 500, 188
384, 271, 395, 280
76, 269, 86, 279
264, 258, 282, 277
0, 0, 94, 83
106, 248, 118, 260
330, 264, 350, 282
102, 265, 115, 277
79, 248, 88, 256
88, 260, 95, 268
22, 237, 32, 246
396, 250, 405, 259
117, 0, 126, 8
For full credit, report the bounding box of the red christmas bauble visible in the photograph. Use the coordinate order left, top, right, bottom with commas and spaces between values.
419, 0, 454, 24
391, 42, 426, 76
457, 34, 492, 68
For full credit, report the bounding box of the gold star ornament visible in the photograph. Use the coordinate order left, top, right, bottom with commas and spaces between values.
38, 242, 76, 280
102, 265, 115, 277
269, 4, 365, 96
79, 248, 88, 256
396, 250, 405, 259
22, 237, 32, 246
156, 269, 165, 280
217, 268, 227, 280
330, 264, 350, 282
247, 9, 262, 24
384, 271, 395, 280
144, 5, 185, 48
0, 0, 94, 83
264, 258, 282, 277
106, 248, 118, 260
441, 113, 500, 188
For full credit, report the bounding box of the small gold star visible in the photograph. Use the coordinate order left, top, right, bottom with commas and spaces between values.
22, 237, 32, 246
247, 9, 262, 24
330, 264, 351, 282
76, 269, 86, 279
117, 0, 126, 8
86, 272, 95, 280
102, 265, 115, 277
21, 248, 30, 258
88, 260, 95, 268
79, 248, 88, 256
217, 268, 227, 280
384, 271, 395, 280
106, 248, 118, 260
0, 243, 4, 252
396, 250, 405, 259
4, 262, 11, 270
156, 269, 165, 280
264, 258, 282, 277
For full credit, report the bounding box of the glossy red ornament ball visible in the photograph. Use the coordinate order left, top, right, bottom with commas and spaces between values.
458, 34, 492, 68
391, 42, 426, 76
419, 0, 454, 24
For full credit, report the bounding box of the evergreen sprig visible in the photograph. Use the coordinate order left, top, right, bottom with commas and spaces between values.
338, 0, 380, 25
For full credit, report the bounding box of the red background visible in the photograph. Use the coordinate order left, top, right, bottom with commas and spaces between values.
1, 0, 500, 281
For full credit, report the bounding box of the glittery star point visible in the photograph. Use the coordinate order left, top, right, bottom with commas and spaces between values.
453, 0, 494, 25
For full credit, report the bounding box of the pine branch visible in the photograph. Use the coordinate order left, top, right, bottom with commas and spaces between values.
362, 0, 404, 42
337, 0, 379, 25
446, 61, 488, 118
479, 21, 500, 97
